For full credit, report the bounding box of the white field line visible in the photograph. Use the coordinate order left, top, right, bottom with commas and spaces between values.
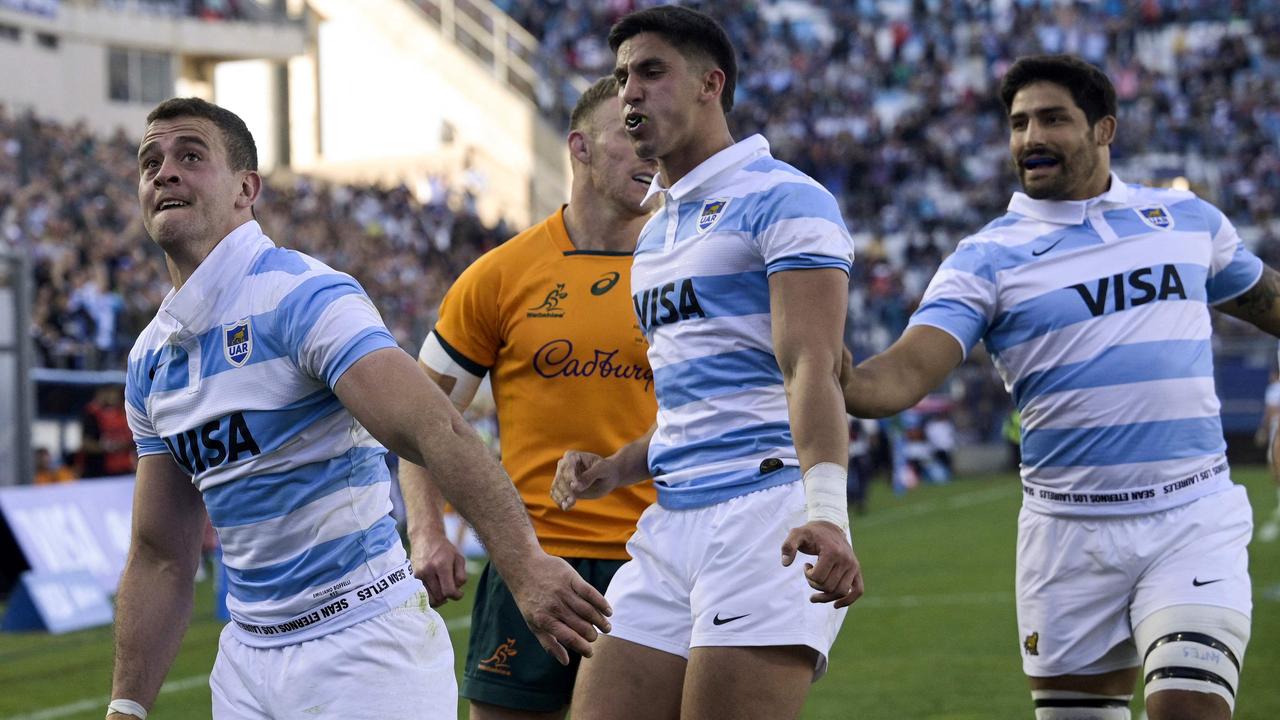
3, 616, 473, 720
855, 591, 1011, 608
855, 484, 1013, 529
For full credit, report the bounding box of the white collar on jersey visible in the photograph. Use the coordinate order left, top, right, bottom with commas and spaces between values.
160, 220, 273, 329
642, 133, 772, 206
1007, 171, 1131, 225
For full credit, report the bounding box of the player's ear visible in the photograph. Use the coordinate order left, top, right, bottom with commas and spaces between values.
1092, 116, 1117, 147
236, 171, 262, 210
568, 130, 591, 166
701, 66, 726, 107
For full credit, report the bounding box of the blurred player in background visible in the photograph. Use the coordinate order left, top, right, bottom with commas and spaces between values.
1259, 352, 1280, 542
551, 7, 860, 719
840, 55, 1269, 720
109, 98, 610, 720
399, 76, 658, 719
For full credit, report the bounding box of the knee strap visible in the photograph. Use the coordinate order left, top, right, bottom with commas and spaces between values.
1031, 690, 1132, 719
1134, 605, 1250, 712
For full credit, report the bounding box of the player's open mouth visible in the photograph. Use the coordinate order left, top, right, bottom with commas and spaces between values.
1021, 155, 1060, 171
632, 173, 654, 186
625, 113, 647, 132
155, 198, 191, 212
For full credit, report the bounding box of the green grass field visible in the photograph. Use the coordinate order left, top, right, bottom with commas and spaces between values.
2, 469, 1277, 719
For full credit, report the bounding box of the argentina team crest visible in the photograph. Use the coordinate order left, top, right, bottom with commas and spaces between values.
223, 319, 253, 367
1135, 204, 1174, 231
696, 197, 732, 234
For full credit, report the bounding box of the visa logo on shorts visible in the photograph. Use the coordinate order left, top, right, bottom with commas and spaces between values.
1070, 264, 1187, 318
633, 278, 706, 333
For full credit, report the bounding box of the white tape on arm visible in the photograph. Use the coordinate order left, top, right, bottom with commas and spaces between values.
106, 699, 147, 719
804, 462, 849, 530
418, 332, 484, 408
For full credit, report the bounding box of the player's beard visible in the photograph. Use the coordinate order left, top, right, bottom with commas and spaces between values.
1018, 143, 1098, 201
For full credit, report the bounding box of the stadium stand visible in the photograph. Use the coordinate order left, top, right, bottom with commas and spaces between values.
1, 105, 508, 371
7, 0, 1280, 477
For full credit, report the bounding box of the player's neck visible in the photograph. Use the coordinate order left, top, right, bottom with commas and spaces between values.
162, 238, 219, 290
563, 198, 647, 254
658, 119, 734, 188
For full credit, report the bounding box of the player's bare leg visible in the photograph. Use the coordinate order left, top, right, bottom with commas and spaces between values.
681, 646, 816, 720
570, 636, 685, 720
1145, 691, 1231, 720
469, 701, 565, 720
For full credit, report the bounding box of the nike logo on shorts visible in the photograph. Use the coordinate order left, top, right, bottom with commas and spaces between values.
712, 613, 750, 626
1192, 577, 1224, 587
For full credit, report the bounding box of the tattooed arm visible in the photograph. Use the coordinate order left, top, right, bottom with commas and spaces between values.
1219, 266, 1280, 336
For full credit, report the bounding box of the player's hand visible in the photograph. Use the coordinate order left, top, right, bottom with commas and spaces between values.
551, 451, 622, 510
781, 520, 864, 609
410, 533, 467, 608
505, 552, 612, 665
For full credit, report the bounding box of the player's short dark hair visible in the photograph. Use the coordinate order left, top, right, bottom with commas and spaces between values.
999, 54, 1117, 127
608, 5, 737, 113
146, 97, 258, 172
570, 76, 620, 132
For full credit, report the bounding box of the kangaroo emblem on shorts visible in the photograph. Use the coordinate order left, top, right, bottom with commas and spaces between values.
478, 638, 518, 675
1023, 631, 1040, 656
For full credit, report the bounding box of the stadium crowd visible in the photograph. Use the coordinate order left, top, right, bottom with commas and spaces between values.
0, 106, 507, 371
503, 0, 1280, 347
7, 0, 1280, 456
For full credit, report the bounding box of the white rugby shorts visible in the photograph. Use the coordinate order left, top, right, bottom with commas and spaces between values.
1015, 485, 1252, 677
604, 481, 848, 679
211, 588, 457, 718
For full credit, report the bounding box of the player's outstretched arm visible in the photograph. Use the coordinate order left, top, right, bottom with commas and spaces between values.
1219, 265, 1280, 337
400, 459, 467, 607
399, 357, 481, 607
551, 426, 654, 511
335, 347, 612, 664
108, 454, 206, 719
840, 325, 964, 419
770, 267, 863, 608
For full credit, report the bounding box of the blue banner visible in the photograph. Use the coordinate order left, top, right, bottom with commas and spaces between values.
0, 477, 134, 594
1, 570, 113, 634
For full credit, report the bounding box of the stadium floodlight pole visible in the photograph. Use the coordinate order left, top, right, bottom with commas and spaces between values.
0, 250, 35, 488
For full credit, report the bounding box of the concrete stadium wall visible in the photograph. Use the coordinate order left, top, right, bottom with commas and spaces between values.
297, 0, 568, 229
0, 3, 303, 138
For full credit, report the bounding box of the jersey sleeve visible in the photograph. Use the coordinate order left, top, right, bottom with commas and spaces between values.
907, 238, 998, 359
751, 180, 855, 276
125, 349, 169, 457
1200, 199, 1264, 305
279, 272, 399, 389
431, 257, 502, 371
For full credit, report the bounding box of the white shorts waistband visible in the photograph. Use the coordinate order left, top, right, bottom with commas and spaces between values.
231, 561, 414, 640
1020, 460, 1231, 516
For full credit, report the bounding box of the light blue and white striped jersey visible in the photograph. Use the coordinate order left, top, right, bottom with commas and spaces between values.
125, 221, 418, 647
909, 174, 1263, 516
632, 135, 854, 509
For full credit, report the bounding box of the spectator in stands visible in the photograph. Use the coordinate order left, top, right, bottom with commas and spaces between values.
34, 447, 77, 485
79, 384, 135, 478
